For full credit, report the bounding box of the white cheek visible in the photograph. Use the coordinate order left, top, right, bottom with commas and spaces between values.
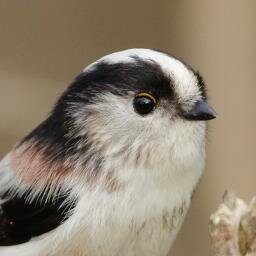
71, 93, 206, 175
84, 93, 156, 138
144, 116, 206, 171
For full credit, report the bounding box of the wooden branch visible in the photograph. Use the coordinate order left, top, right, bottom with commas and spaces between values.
209, 191, 256, 256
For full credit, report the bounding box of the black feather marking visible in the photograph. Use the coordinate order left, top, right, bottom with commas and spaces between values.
18, 58, 172, 166
0, 191, 76, 246
195, 71, 207, 100
152, 49, 208, 99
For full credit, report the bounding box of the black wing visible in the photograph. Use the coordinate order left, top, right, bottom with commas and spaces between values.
0, 190, 76, 246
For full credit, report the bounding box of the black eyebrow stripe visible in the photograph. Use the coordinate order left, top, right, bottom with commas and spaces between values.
194, 71, 207, 100
152, 48, 207, 99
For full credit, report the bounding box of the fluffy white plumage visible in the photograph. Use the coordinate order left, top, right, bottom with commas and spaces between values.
0, 49, 215, 256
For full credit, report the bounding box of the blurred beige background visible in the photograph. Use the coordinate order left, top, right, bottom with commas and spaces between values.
0, 1, 255, 255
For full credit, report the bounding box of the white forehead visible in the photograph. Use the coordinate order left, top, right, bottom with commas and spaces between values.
84, 48, 200, 100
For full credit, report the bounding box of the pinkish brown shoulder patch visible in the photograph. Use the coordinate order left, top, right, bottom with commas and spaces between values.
10, 142, 72, 188
10, 141, 123, 194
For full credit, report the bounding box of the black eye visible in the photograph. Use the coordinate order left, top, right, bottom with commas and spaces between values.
133, 93, 157, 115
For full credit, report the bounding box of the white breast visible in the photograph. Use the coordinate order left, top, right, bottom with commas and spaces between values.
0, 145, 204, 256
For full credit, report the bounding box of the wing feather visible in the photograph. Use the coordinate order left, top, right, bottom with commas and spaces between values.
0, 153, 76, 246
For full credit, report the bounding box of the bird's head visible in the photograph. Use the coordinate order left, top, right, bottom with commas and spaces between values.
13, 49, 216, 192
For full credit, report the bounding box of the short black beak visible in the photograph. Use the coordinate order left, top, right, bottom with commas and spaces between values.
182, 100, 216, 121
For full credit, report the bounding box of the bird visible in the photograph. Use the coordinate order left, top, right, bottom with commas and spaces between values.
0, 48, 216, 256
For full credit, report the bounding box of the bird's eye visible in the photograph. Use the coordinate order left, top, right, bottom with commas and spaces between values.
133, 93, 157, 115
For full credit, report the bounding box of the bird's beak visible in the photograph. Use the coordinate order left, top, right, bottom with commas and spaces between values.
182, 100, 216, 121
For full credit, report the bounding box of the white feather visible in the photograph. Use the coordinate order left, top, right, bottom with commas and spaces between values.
0, 49, 207, 256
